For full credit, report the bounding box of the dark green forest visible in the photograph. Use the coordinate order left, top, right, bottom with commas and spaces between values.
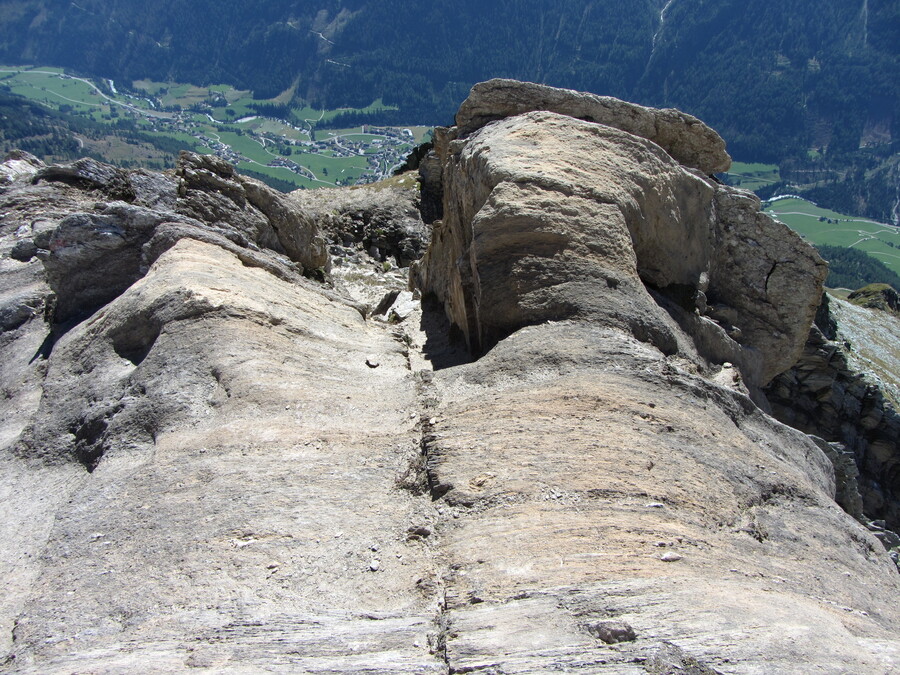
0, 0, 895, 162
817, 245, 900, 291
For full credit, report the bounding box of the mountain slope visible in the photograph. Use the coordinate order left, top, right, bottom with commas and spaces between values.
1, 0, 896, 162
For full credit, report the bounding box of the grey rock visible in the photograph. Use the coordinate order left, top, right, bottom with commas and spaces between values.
0, 149, 44, 183
34, 157, 136, 202
176, 151, 328, 273
37, 203, 185, 321
585, 620, 637, 644
9, 239, 37, 261
0, 293, 43, 332
373, 289, 401, 317
644, 641, 722, 674
386, 290, 418, 323
809, 435, 865, 521
288, 179, 428, 268
766, 295, 900, 530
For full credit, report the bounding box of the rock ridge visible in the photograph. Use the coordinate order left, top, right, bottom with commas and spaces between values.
454, 78, 732, 175
414, 84, 826, 389
0, 80, 898, 673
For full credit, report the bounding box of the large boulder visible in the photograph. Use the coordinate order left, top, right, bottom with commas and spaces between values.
414, 89, 826, 387
455, 78, 732, 174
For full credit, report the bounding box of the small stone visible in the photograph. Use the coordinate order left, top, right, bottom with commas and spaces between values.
366, 355, 380, 368
369, 560, 380, 572
645, 502, 665, 508
10, 239, 38, 262
660, 552, 683, 562
585, 620, 637, 644
407, 525, 432, 540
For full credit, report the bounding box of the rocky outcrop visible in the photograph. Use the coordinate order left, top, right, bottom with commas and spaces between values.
175, 152, 328, 273
0, 82, 898, 674
8, 152, 330, 323
454, 79, 732, 174
413, 85, 826, 388
288, 175, 429, 268
848, 283, 900, 315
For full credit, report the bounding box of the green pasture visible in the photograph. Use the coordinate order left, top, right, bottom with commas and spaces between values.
2, 69, 104, 111
723, 161, 781, 191
765, 197, 900, 276
234, 161, 322, 189
2, 65, 422, 191
214, 130, 275, 164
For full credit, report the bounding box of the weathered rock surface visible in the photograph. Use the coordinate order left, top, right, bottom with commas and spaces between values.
288, 174, 428, 269
414, 103, 826, 388
0, 82, 898, 675
412, 321, 899, 673
454, 78, 732, 174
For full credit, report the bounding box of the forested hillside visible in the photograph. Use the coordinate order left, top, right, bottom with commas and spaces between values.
0, 0, 897, 218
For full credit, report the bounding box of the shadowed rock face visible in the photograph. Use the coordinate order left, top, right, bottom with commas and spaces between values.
0, 82, 897, 674
767, 293, 900, 532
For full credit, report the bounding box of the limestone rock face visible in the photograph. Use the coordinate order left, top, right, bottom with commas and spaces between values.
0, 84, 897, 675
414, 102, 826, 387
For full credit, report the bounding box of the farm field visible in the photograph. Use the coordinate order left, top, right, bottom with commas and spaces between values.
765, 197, 900, 276
0, 65, 427, 191
722, 161, 781, 191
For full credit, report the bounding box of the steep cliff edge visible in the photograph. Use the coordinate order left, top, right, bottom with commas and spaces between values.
0, 82, 898, 674
766, 292, 900, 535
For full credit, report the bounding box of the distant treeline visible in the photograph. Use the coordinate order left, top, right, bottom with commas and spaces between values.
238, 168, 300, 193
317, 108, 411, 130
248, 102, 293, 120
816, 245, 900, 292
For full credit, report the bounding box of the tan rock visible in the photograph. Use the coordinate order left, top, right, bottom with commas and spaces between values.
422, 321, 900, 673
455, 78, 732, 174
414, 109, 825, 386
